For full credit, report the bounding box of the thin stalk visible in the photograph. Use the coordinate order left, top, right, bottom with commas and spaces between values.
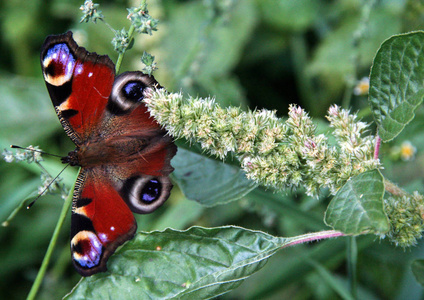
344, 3, 375, 297
290, 34, 317, 114
282, 230, 345, 248
171, 11, 217, 88
26, 174, 77, 300
374, 135, 381, 159
341, 79, 355, 109
347, 236, 358, 298
115, 25, 135, 74
384, 179, 410, 198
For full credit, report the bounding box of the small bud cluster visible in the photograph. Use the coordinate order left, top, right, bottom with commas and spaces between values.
127, 2, 159, 35
2, 145, 43, 164
145, 90, 380, 197
80, 1, 158, 72
112, 28, 131, 54
141, 51, 157, 76
2, 146, 68, 200
383, 192, 424, 247
39, 172, 69, 200
80, 0, 104, 23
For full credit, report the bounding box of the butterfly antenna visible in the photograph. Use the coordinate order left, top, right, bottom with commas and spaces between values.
27, 164, 70, 209
10, 145, 63, 158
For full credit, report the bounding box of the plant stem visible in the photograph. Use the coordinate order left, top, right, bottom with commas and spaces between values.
347, 236, 358, 298
341, 78, 355, 109
290, 34, 317, 114
384, 179, 409, 198
282, 230, 345, 248
26, 174, 76, 300
374, 135, 381, 159
343, 0, 376, 109
115, 25, 135, 74
171, 10, 217, 88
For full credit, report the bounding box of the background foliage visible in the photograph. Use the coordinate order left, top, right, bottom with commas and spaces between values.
1, 0, 424, 299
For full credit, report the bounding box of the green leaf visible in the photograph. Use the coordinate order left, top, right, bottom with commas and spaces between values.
147, 197, 204, 231
64, 226, 286, 300
411, 260, 424, 286
161, 0, 256, 106
308, 6, 401, 104
369, 31, 424, 141
259, 0, 319, 31
0, 75, 58, 146
324, 169, 389, 234
172, 148, 257, 206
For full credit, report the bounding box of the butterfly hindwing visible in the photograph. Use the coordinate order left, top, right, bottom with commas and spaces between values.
40, 32, 177, 276
98, 71, 178, 213
71, 169, 136, 276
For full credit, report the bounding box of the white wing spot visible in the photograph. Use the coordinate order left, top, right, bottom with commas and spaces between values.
93, 239, 101, 248
76, 65, 83, 74
88, 72, 93, 78
99, 233, 108, 242
110, 226, 115, 231
67, 61, 73, 73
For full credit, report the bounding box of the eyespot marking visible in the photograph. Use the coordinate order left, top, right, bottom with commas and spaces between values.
121, 175, 172, 214
122, 81, 146, 103
42, 43, 76, 86
107, 72, 156, 115
140, 179, 161, 203
71, 231, 103, 269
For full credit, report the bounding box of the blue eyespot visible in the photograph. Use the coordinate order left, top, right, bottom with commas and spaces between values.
71, 232, 102, 269
141, 179, 161, 203
44, 43, 75, 79
122, 81, 146, 103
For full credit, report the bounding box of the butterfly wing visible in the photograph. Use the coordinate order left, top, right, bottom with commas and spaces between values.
40, 31, 115, 144
41, 32, 177, 276
69, 73, 176, 275
71, 168, 136, 276
102, 71, 177, 214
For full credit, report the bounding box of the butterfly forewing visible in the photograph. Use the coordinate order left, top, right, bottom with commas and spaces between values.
41, 31, 115, 144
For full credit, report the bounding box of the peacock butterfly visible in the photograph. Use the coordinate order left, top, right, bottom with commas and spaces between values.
40, 31, 177, 276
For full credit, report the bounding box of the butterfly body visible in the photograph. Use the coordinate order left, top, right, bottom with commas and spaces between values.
41, 32, 176, 276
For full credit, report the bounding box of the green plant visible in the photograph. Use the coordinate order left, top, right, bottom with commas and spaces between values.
1, 1, 424, 299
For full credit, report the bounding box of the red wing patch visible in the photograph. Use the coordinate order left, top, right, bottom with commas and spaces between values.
70, 169, 136, 276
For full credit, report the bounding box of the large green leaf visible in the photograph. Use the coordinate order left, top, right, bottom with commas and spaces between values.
324, 169, 389, 234
172, 148, 257, 206
369, 31, 424, 141
64, 226, 286, 300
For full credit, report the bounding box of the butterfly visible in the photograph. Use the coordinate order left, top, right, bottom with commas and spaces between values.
40, 31, 177, 276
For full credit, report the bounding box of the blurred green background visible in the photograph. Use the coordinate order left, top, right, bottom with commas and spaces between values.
1, 0, 424, 299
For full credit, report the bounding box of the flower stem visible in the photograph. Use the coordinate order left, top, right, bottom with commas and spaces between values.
115, 25, 135, 74
26, 173, 76, 300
